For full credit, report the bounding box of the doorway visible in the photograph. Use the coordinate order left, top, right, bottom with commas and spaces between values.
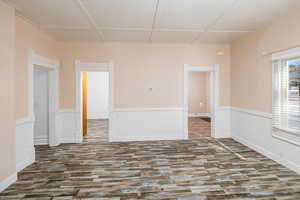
183, 65, 219, 139
188, 71, 212, 139
82, 72, 110, 142
75, 61, 113, 143
33, 66, 50, 145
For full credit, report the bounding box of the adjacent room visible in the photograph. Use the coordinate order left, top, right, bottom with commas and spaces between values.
83, 71, 109, 142
188, 71, 212, 139
1, 0, 300, 199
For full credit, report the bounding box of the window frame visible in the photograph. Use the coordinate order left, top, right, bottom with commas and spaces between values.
272, 47, 300, 146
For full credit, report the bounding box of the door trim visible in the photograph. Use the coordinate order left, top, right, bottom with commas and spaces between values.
75, 60, 113, 143
28, 48, 60, 146
183, 64, 220, 139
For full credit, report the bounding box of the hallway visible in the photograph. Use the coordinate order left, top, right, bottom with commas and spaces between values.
1, 121, 300, 199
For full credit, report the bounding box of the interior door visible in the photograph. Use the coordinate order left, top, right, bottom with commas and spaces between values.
82, 72, 87, 136
34, 67, 49, 145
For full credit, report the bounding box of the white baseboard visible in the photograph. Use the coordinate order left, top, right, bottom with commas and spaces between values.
110, 108, 185, 142
16, 116, 35, 172
231, 107, 300, 174
0, 173, 17, 193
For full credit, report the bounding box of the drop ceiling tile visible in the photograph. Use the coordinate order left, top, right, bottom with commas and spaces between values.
81, 0, 157, 28
212, 0, 300, 31
8, 0, 89, 28
102, 30, 151, 42
155, 0, 236, 29
47, 29, 100, 42
195, 32, 250, 44
151, 31, 199, 43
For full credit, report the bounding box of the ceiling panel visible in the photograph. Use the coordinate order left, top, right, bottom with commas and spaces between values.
81, 0, 157, 28
8, 0, 89, 28
47, 29, 100, 42
212, 0, 300, 31
151, 31, 199, 43
195, 32, 250, 44
102, 30, 151, 42
155, 0, 236, 29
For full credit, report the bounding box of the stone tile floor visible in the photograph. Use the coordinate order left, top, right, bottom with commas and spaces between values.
1, 120, 300, 199
188, 117, 211, 139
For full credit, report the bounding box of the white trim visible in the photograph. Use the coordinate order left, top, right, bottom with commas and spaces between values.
183, 64, 220, 139
57, 109, 75, 113
272, 46, 300, 61
16, 115, 35, 126
112, 107, 184, 112
75, 61, 113, 142
188, 113, 211, 117
28, 49, 60, 147
0, 173, 17, 193
272, 128, 300, 147
271, 51, 300, 144
233, 135, 300, 174
231, 107, 272, 119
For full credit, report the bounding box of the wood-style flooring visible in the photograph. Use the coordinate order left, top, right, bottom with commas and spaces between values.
1, 120, 300, 199
188, 117, 211, 139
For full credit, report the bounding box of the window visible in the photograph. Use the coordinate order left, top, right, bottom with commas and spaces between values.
272, 57, 300, 135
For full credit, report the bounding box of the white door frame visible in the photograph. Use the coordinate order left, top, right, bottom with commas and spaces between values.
28, 48, 60, 146
75, 60, 114, 143
183, 64, 220, 139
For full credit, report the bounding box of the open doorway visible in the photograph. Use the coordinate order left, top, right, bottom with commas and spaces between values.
82, 72, 109, 142
188, 71, 211, 139
184, 65, 219, 139
75, 61, 113, 143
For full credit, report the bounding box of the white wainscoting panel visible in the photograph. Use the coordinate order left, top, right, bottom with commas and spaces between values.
0, 173, 17, 193
56, 109, 80, 143
231, 107, 300, 174
16, 116, 35, 172
109, 108, 185, 142
214, 107, 231, 138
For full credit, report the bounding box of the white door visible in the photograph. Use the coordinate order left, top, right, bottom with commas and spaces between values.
34, 67, 49, 145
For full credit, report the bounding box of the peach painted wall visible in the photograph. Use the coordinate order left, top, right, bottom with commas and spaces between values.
231, 12, 300, 113
188, 72, 210, 114
15, 16, 60, 119
0, 2, 16, 181
14, 16, 231, 118
59, 42, 231, 109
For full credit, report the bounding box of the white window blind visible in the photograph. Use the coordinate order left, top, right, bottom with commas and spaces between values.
272, 58, 300, 134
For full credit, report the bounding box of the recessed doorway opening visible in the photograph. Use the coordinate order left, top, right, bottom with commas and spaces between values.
75, 61, 113, 143
83, 72, 109, 143
183, 64, 219, 139
188, 71, 212, 139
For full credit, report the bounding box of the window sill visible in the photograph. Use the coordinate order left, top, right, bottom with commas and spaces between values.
272, 127, 300, 147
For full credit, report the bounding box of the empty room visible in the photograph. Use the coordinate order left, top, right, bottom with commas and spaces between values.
1, 0, 300, 199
